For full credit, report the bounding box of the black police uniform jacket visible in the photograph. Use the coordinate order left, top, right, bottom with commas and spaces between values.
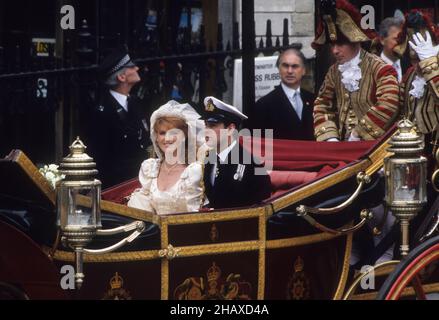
90, 91, 150, 188
247, 85, 315, 140
203, 142, 272, 209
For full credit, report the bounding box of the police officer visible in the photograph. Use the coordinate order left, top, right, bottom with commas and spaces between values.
202, 97, 272, 209
90, 48, 150, 188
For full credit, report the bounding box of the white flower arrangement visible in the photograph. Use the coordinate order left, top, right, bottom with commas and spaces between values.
39, 164, 65, 189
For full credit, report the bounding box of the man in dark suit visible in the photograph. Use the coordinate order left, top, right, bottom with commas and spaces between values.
90, 49, 150, 188
247, 48, 315, 140
202, 97, 272, 210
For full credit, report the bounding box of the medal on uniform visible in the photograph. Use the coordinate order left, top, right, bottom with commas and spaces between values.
234, 164, 246, 181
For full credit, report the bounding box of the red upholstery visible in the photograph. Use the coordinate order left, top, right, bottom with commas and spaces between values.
102, 178, 140, 205
239, 136, 377, 171
268, 170, 318, 198
238, 136, 380, 199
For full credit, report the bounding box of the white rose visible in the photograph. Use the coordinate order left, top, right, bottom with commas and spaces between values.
46, 172, 55, 180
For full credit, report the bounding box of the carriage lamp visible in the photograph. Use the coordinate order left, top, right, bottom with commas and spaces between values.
57, 138, 145, 289
384, 120, 427, 257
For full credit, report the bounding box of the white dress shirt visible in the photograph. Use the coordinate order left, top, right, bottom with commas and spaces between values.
281, 83, 303, 120
380, 52, 402, 82
110, 90, 129, 112
211, 140, 237, 185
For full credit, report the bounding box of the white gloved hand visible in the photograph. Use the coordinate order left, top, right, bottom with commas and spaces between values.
409, 32, 439, 60
326, 138, 339, 142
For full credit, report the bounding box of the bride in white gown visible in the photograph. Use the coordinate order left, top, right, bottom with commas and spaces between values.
127, 101, 208, 215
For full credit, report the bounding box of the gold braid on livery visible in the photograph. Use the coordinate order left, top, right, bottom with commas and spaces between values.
313, 49, 400, 141
400, 64, 439, 135
400, 10, 439, 136
418, 55, 439, 99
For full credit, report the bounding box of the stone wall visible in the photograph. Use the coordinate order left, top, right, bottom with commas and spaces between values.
237, 0, 316, 59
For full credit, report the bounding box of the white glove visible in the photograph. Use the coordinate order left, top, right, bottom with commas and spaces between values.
326, 138, 339, 142
409, 32, 439, 61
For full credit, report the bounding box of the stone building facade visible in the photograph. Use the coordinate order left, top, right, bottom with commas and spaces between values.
249, 0, 316, 59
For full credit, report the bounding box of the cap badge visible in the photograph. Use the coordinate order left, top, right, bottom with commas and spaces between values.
206, 99, 216, 112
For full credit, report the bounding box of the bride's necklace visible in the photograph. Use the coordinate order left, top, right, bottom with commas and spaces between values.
162, 162, 181, 174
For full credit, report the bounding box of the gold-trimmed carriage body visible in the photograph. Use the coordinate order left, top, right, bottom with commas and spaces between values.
1, 132, 425, 300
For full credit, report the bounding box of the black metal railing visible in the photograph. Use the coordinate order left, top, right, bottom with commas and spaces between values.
0, 17, 302, 165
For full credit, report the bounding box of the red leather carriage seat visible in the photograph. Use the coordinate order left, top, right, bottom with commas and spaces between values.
241, 136, 379, 200
268, 170, 318, 198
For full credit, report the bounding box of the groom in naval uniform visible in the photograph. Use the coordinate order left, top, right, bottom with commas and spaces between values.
90, 48, 150, 188
202, 97, 272, 209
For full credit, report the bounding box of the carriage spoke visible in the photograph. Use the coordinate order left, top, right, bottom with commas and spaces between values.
411, 274, 427, 300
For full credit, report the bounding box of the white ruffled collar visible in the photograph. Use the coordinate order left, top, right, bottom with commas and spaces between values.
409, 75, 427, 99
338, 50, 362, 92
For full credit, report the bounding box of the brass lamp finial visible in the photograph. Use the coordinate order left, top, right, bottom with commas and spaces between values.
387, 119, 424, 156
59, 137, 98, 181
70, 137, 87, 154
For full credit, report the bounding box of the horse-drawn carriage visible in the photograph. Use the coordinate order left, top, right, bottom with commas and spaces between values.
0, 124, 438, 300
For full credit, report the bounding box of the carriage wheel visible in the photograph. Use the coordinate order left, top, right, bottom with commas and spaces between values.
377, 236, 439, 300
342, 260, 400, 300
0, 282, 29, 300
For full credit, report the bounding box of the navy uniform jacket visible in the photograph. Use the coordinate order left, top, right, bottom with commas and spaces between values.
247, 85, 315, 140
89, 91, 151, 188
203, 142, 272, 209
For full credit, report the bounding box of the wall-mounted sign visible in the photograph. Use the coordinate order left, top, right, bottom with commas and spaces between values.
233, 55, 280, 112
31, 38, 56, 58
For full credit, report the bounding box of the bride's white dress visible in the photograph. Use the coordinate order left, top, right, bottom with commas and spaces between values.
127, 158, 205, 215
